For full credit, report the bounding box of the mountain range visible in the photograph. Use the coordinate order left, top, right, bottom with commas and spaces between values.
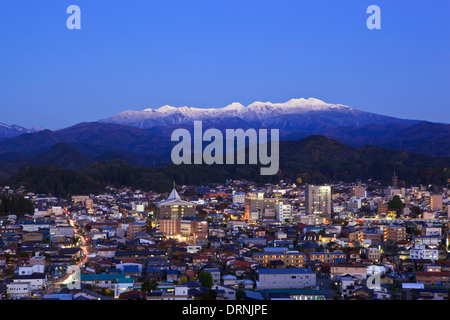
99, 97, 450, 157
99, 98, 420, 132
0, 97, 450, 185
0, 122, 43, 139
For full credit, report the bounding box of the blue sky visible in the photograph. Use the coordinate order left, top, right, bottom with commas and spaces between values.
0, 0, 449, 130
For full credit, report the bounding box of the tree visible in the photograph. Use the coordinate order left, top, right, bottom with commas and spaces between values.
101, 288, 114, 298
17, 251, 30, 258
179, 276, 188, 285
0, 194, 34, 216
172, 250, 182, 260
197, 209, 208, 220
236, 289, 245, 300
198, 271, 213, 289
388, 195, 404, 211
183, 188, 196, 197
201, 289, 217, 300
141, 280, 158, 293
410, 206, 422, 218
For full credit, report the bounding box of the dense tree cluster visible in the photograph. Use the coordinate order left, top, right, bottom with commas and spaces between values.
3, 135, 450, 197
6, 165, 102, 198
0, 194, 33, 215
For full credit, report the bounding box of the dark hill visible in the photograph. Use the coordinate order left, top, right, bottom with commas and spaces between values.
4, 134, 450, 197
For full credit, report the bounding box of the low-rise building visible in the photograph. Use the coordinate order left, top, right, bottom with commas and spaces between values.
415, 271, 450, 286
330, 263, 367, 281
409, 244, 439, 261
256, 268, 316, 290
253, 248, 306, 267
364, 247, 381, 262
309, 251, 347, 264
10, 273, 47, 291
80, 273, 130, 289
412, 236, 442, 248
7, 282, 31, 299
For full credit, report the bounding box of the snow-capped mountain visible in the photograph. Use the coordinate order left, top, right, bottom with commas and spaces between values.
0, 122, 43, 138
99, 98, 416, 132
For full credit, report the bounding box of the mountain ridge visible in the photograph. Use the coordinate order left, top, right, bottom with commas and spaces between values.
99, 97, 420, 130
0, 122, 44, 139
1, 98, 449, 175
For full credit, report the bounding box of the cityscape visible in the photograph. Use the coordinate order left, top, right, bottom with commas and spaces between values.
1, 1, 449, 312
0, 173, 448, 301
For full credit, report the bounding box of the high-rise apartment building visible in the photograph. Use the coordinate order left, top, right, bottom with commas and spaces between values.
244, 191, 265, 221
277, 201, 292, 222
430, 195, 443, 211
305, 185, 332, 219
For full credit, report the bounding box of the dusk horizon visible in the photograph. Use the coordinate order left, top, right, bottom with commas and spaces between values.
1, 0, 449, 130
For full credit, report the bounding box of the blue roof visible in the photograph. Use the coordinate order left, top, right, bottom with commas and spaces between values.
244, 290, 264, 300
260, 288, 325, 295
253, 265, 269, 270
236, 279, 254, 284
81, 273, 126, 281
420, 288, 446, 293
183, 281, 202, 288
123, 265, 140, 273
146, 266, 162, 273
108, 268, 122, 273
263, 247, 286, 252
43, 294, 74, 300
257, 268, 315, 275
310, 251, 346, 255
166, 269, 178, 274
215, 283, 238, 291
413, 235, 442, 239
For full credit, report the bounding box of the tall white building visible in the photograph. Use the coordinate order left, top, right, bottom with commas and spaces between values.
277, 201, 292, 222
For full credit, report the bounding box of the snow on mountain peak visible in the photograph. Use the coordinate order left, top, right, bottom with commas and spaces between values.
141, 98, 345, 115
222, 102, 245, 111
156, 105, 178, 113
101, 97, 357, 127
287, 97, 326, 105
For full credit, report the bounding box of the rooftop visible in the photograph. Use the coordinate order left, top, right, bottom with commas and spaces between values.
257, 268, 315, 275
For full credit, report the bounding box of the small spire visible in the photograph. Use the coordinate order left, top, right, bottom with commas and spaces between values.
168, 186, 181, 200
